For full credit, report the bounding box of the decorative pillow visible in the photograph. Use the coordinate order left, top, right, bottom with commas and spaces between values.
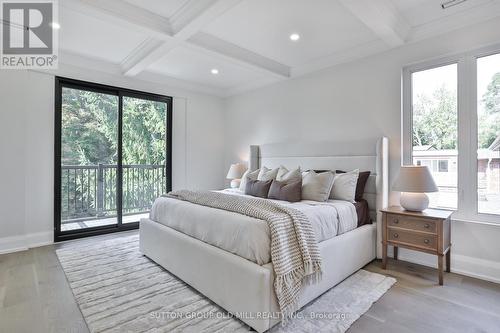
354, 199, 372, 227
245, 179, 273, 198
330, 169, 359, 202
239, 168, 260, 191
257, 166, 279, 181
268, 179, 302, 202
276, 166, 301, 183
336, 170, 371, 201
301, 170, 335, 202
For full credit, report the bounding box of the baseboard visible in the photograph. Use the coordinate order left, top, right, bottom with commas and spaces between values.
396, 248, 500, 284
0, 231, 53, 254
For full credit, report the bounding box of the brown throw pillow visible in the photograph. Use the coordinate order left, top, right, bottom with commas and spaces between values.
245, 179, 273, 198
268, 179, 302, 202
353, 199, 372, 227
336, 170, 370, 201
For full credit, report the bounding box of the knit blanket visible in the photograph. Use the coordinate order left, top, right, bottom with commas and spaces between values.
164, 190, 322, 322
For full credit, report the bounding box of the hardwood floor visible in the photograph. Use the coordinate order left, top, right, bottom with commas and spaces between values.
1, 231, 500, 333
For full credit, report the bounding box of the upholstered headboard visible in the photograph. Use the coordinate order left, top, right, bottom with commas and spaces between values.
249, 137, 389, 258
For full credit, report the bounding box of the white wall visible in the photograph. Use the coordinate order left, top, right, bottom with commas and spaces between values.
224, 17, 500, 283
1, 15, 500, 285
0, 66, 226, 253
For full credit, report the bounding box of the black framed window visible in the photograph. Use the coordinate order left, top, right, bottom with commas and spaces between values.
54, 77, 172, 241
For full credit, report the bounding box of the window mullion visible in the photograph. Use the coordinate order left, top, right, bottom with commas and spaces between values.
402, 67, 412, 165
456, 56, 477, 220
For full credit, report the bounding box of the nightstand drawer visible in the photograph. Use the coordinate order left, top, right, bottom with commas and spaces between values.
388, 228, 437, 250
387, 213, 437, 234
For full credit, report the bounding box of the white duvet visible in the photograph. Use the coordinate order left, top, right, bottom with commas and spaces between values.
149, 189, 358, 265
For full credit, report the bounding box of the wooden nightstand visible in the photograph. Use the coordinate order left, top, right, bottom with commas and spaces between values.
381, 206, 453, 285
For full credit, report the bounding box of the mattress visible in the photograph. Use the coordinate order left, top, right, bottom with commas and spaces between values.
149, 189, 358, 265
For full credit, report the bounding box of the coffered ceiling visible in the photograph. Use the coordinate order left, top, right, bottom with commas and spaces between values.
57, 0, 500, 97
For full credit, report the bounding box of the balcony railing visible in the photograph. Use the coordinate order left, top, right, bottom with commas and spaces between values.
61, 164, 166, 223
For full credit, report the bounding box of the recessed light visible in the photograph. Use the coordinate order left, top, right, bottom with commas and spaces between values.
211, 68, 219, 75
50, 22, 60, 30
289, 33, 300, 41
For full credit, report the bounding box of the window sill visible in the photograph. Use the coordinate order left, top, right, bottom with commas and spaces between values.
428, 206, 456, 212
427, 207, 500, 226
451, 217, 500, 227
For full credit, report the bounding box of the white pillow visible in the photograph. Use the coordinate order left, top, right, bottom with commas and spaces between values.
258, 166, 279, 181
301, 170, 335, 202
276, 166, 301, 183
330, 169, 359, 202
239, 168, 260, 191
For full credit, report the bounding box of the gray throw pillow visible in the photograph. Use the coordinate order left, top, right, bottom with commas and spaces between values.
301, 170, 335, 202
330, 169, 359, 202
268, 179, 302, 202
239, 169, 260, 191
257, 166, 279, 181
276, 166, 302, 183
245, 179, 273, 198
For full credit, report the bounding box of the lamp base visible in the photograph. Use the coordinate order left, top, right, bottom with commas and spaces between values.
230, 179, 241, 188
400, 192, 429, 212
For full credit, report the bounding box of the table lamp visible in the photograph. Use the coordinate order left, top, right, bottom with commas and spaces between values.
226, 163, 247, 188
393, 166, 438, 211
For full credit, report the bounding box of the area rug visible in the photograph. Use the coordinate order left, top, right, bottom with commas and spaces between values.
56, 234, 395, 333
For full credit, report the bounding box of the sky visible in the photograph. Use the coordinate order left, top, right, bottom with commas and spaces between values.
412, 53, 500, 109
477, 53, 500, 99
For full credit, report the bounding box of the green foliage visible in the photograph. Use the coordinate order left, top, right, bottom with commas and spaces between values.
61, 88, 166, 166
413, 71, 500, 150
122, 97, 166, 165
413, 85, 458, 150
479, 72, 500, 149
62, 88, 118, 165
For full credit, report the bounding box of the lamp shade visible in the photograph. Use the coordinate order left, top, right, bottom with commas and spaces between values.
393, 166, 438, 193
226, 163, 247, 180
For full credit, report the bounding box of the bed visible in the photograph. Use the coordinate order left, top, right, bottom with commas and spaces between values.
139, 137, 389, 332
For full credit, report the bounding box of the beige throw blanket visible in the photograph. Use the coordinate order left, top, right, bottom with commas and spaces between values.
164, 190, 322, 322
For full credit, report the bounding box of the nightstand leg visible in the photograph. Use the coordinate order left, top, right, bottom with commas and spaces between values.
393, 246, 398, 260
438, 255, 444, 285
446, 249, 451, 273
382, 243, 387, 269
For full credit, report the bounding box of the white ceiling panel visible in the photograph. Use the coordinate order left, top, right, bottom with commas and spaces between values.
60, 7, 148, 63
201, 0, 378, 67
393, 0, 494, 27
54, 0, 500, 96
120, 0, 190, 19
148, 46, 267, 89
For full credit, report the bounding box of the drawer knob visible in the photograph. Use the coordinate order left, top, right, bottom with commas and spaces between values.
424, 223, 430, 229
393, 233, 399, 238
424, 239, 430, 244
393, 219, 399, 224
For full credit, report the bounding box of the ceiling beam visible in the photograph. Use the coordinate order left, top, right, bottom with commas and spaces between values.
339, 0, 410, 47
63, 0, 289, 78
170, 0, 243, 39
62, 0, 172, 39
45, 50, 226, 97
121, 0, 246, 77
121, 38, 181, 77
188, 32, 290, 78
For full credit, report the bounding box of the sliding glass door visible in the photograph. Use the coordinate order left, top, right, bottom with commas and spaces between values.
55, 77, 172, 241
122, 95, 169, 224
59, 87, 120, 231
